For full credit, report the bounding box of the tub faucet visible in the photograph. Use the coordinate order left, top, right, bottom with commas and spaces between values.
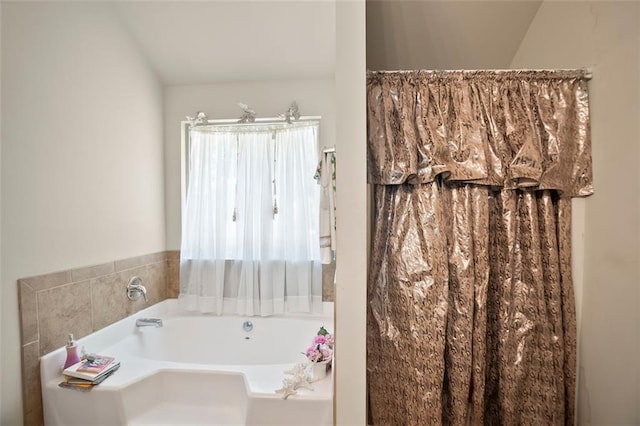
126, 276, 147, 302
136, 318, 163, 328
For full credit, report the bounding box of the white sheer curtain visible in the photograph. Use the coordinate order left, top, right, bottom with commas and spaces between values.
179, 122, 322, 316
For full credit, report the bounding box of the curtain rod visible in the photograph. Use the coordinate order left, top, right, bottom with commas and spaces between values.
369, 68, 593, 80
182, 115, 321, 128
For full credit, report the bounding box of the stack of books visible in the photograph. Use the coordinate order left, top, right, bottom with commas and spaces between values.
59, 354, 120, 392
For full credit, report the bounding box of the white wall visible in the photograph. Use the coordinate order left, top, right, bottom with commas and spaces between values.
511, 2, 640, 423
1, 3, 165, 424
335, 1, 367, 424
163, 79, 335, 249
0, 2, 3, 422
366, 0, 541, 71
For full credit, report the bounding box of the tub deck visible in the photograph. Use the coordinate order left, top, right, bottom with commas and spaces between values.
40, 299, 333, 425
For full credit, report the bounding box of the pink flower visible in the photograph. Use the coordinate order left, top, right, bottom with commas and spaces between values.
324, 334, 334, 347
320, 347, 333, 361
305, 345, 321, 362
302, 327, 335, 363
313, 335, 326, 345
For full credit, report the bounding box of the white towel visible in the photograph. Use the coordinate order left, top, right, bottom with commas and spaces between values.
319, 150, 336, 264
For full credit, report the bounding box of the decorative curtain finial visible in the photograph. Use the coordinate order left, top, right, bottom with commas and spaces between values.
186, 111, 208, 127
238, 103, 256, 123
280, 101, 301, 124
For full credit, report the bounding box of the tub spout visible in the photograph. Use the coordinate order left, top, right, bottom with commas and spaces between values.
136, 318, 163, 328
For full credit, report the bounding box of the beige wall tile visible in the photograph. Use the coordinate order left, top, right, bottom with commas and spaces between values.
166, 250, 180, 261
18, 281, 39, 345
145, 262, 167, 306
21, 341, 42, 422
91, 272, 130, 331
167, 259, 180, 298
37, 281, 92, 355
92, 261, 169, 330
114, 254, 148, 272
71, 261, 115, 282
21, 270, 72, 291
24, 408, 44, 426
145, 251, 167, 263
322, 261, 336, 302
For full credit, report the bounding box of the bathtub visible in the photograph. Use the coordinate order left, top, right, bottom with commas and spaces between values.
40, 299, 334, 425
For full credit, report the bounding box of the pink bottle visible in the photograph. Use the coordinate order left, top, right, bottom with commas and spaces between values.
63, 333, 81, 369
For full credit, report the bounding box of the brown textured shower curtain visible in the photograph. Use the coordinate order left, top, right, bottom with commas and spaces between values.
366, 70, 593, 425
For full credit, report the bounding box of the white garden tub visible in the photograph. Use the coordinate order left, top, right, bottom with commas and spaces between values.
40, 299, 333, 425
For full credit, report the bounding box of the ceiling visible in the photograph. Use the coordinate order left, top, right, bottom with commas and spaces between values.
112, 1, 336, 86
111, 1, 542, 86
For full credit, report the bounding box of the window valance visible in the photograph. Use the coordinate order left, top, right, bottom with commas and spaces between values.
367, 70, 593, 197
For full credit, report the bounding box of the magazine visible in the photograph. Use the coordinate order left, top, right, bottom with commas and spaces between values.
63, 354, 119, 381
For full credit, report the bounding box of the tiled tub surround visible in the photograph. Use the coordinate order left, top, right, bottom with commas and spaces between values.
18, 251, 180, 426
18, 250, 332, 425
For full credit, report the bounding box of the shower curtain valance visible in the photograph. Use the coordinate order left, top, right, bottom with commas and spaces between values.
367, 70, 593, 197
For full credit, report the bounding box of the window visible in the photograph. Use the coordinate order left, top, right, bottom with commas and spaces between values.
179, 121, 322, 316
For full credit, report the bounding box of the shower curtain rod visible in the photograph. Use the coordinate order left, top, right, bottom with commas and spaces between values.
187, 115, 322, 128
370, 68, 593, 80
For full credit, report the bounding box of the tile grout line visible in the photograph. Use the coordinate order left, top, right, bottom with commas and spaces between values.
35, 291, 41, 352
21, 339, 39, 348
